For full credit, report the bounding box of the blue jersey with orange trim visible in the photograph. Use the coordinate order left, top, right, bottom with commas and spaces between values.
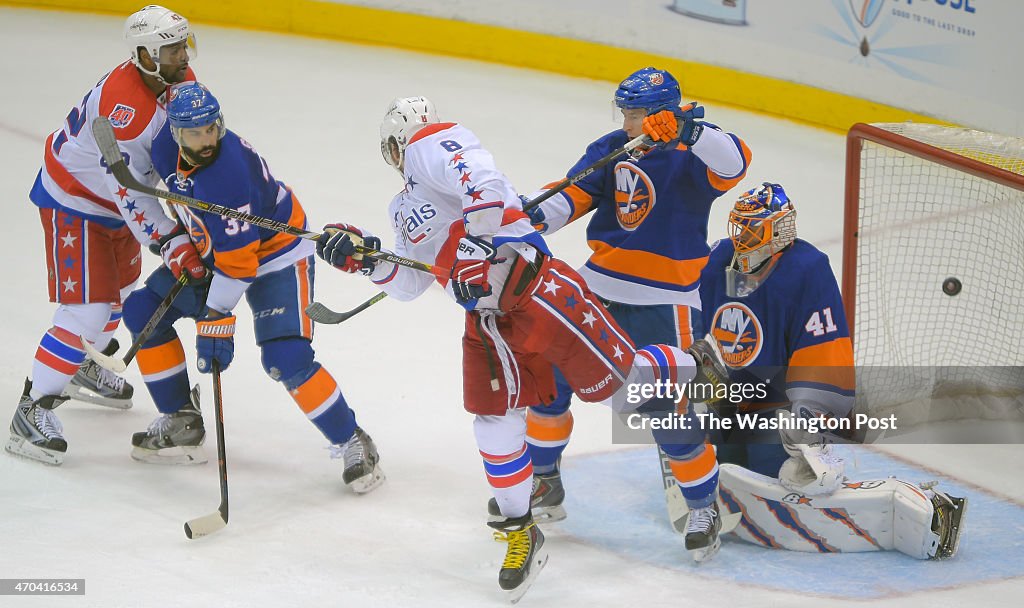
699, 239, 854, 418
151, 126, 313, 313
533, 124, 751, 307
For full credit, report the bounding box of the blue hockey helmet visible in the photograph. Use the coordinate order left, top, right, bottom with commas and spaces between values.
169, 82, 222, 130
614, 67, 681, 113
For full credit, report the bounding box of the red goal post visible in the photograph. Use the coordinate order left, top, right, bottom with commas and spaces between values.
842, 123, 1024, 426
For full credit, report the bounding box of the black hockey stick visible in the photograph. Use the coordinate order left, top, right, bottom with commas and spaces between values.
305, 291, 389, 325
81, 273, 189, 373
305, 133, 651, 325
91, 117, 446, 280
185, 361, 229, 539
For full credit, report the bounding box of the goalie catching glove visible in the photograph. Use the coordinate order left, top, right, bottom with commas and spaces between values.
316, 223, 381, 274
685, 336, 731, 407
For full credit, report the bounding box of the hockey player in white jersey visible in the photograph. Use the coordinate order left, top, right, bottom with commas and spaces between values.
316, 97, 730, 600
700, 182, 967, 559
7, 5, 205, 466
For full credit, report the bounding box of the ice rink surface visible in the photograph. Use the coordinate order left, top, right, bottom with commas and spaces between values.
0, 8, 1021, 607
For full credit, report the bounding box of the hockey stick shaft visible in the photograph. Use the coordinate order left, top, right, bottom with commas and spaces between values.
184, 361, 229, 539
91, 117, 445, 280
81, 273, 189, 373
521, 133, 651, 211
306, 135, 651, 325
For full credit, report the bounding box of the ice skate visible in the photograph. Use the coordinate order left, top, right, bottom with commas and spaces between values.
488, 469, 567, 523
131, 385, 206, 464
64, 339, 134, 409
330, 427, 384, 494
6, 379, 69, 466
684, 503, 723, 563
924, 482, 968, 559
488, 512, 548, 603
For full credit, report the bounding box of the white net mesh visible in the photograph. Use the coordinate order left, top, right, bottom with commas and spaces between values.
851, 123, 1024, 426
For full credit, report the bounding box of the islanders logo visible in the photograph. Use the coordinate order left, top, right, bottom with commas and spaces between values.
613, 162, 655, 231
178, 207, 211, 257
849, 0, 885, 28
710, 302, 762, 368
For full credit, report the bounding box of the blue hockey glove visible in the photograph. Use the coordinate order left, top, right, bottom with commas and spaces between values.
643, 102, 705, 146
316, 223, 381, 274
196, 312, 235, 373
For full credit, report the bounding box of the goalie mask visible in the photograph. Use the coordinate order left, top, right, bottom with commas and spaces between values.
124, 5, 197, 84
380, 96, 439, 175
725, 182, 796, 297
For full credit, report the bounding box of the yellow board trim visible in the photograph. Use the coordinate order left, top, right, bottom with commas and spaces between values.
2, 0, 948, 132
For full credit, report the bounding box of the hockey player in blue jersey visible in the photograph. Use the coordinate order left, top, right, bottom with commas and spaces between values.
520, 66, 751, 560
700, 182, 967, 559
120, 83, 384, 493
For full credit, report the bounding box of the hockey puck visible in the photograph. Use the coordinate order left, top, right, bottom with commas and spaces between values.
942, 277, 962, 296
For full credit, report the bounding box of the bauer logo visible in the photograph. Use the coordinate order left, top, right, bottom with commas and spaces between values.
613, 162, 655, 231
108, 104, 136, 128
710, 302, 763, 368
849, 0, 885, 28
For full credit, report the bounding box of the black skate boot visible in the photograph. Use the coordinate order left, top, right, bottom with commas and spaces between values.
488, 512, 549, 603
6, 379, 69, 466
330, 427, 384, 494
131, 385, 206, 465
64, 339, 134, 409
684, 503, 723, 563
923, 482, 968, 559
488, 469, 567, 523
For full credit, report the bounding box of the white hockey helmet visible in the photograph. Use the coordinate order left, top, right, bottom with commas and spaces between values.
380, 96, 439, 173
124, 5, 196, 82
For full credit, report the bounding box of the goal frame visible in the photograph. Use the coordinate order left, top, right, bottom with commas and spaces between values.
841, 122, 1024, 341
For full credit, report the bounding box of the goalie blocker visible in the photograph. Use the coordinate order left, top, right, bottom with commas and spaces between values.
718, 464, 966, 559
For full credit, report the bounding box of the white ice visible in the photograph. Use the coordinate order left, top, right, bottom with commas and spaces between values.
0, 8, 1021, 608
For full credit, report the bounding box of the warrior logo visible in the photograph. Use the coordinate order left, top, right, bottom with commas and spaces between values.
710, 302, 762, 368
848, 0, 885, 28
108, 104, 136, 128
613, 161, 655, 231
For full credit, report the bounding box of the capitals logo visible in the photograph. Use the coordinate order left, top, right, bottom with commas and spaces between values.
849, 0, 885, 28
613, 162, 655, 231
710, 302, 762, 367
108, 104, 136, 128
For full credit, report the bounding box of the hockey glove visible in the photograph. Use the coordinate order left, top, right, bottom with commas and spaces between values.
521, 195, 548, 234
450, 235, 499, 306
316, 223, 381, 274
154, 224, 207, 284
642, 102, 705, 146
196, 312, 235, 374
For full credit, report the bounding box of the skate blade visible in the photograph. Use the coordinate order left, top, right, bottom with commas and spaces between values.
507, 546, 549, 604
63, 385, 133, 410
347, 466, 386, 494
131, 445, 208, 465
689, 536, 722, 564
533, 504, 567, 523
940, 496, 969, 559
5, 436, 64, 466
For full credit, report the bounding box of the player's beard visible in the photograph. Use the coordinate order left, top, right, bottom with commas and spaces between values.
181, 142, 220, 168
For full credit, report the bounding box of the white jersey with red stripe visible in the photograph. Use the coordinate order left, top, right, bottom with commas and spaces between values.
29, 61, 189, 245
367, 122, 549, 307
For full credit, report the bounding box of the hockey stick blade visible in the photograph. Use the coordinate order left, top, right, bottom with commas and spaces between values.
184, 511, 227, 539
305, 292, 389, 325
81, 340, 128, 373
